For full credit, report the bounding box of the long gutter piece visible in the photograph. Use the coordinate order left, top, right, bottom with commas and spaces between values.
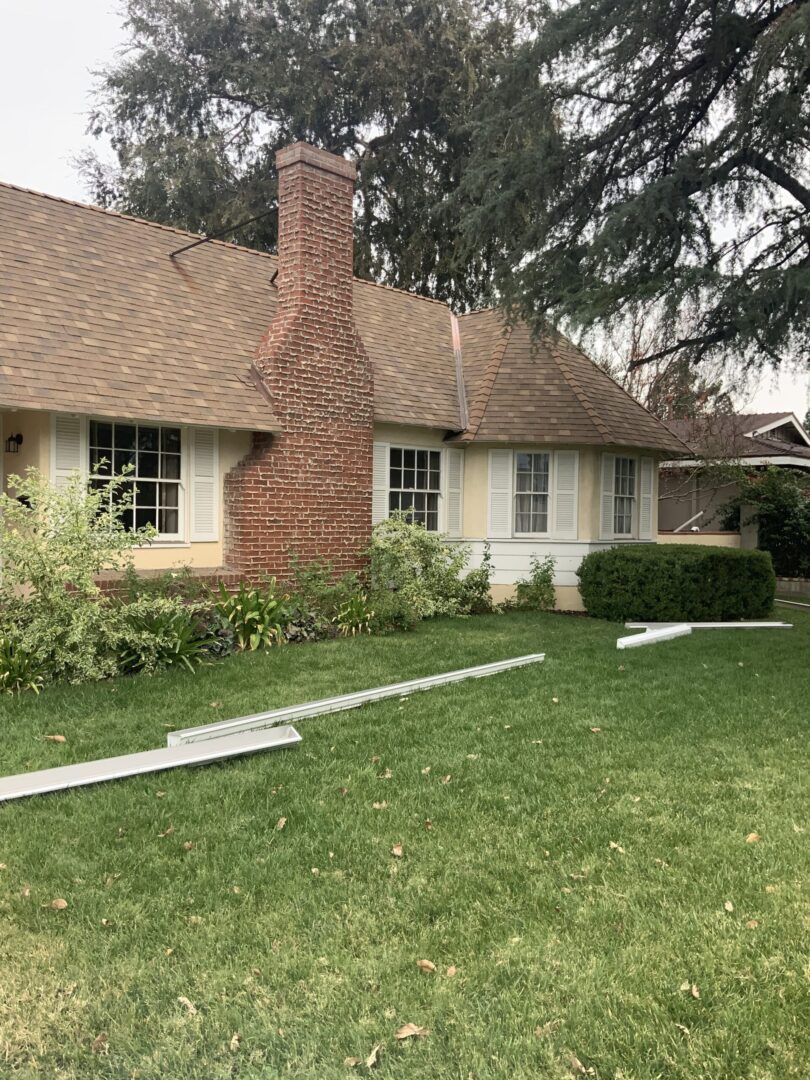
168, 653, 546, 746
617, 625, 692, 649
0, 725, 301, 804
624, 621, 792, 630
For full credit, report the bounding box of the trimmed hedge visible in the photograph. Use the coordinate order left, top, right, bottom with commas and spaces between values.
577, 544, 776, 622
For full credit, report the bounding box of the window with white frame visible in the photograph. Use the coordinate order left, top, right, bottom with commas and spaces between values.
613, 456, 636, 535
89, 420, 183, 538
388, 446, 441, 531
514, 452, 550, 534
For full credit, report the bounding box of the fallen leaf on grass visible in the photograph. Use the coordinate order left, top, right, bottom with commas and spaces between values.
177, 995, 198, 1015
446, 965, 457, 977
680, 981, 701, 999
395, 1023, 430, 1040
0, 863, 6, 870
91, 1032, 108, 1055
371, 755, 380, 764
338, 787, 349, 796
441, 775, 451, 784
466, 753, 479, 760
182, 841, 194, 851
416, 959, 436, 973
187, 915, 204, 925
50, 898, 68, 911
746, 919, 759, 929
724, 900, 734, 913
570, 1054, 594, 1075
209, 701, 222, 709
421, 766, 431, 775
311, 868, 320, 876
20, 884, 30, 899
609, 841, 625, 854
44, 735, 66, 744
158, 826, 174, 838
365, 1043, 383, 1068
745, 832, 762, 843
674, 1023, 690, 1037
391, 843, 403, 858
344, 1056, 361, 1068
534, 1019, 560, 1038
424, 819, 433, 831
276, 817, 287, 831
229, 1032, 241, 1052
379, 768, 393, 780
551, 697, 559, 704
372, 802, 388, 810
589, 727, 601, 734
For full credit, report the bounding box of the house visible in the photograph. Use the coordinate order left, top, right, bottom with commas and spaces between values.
659, 413, 810, 532
0, 142, 686, 608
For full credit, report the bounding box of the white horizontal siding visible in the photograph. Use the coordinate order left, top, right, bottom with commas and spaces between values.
462, 539, 654, 587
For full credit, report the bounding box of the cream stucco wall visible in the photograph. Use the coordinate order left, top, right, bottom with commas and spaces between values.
657, 531, 741, 548
1, 409, 51, 494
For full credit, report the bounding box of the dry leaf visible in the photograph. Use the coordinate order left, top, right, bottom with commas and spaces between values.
552, 697, 559, 704
424, 819, 433, 831
91, 1032, 108, 1055
165, 947, 174, 956
371, 755, 380, 764
50, 898, 68, 911
395, 1023, 430, 1040
724, 900, 734, 913
177, 995, 198, 1015
746, 919, 759, 929
589, 727, 601, 734
372, 802, 388, 810
158, 826, 174, 838
209, 701, 222, 708
20, 884, 30, 899
156, 790, 166, 798
379, 768, 393, 780
441, 775, 451, 784
276, 817, 287, 831
101, 918, 113, 927
534, 1019, 560, 1038
446, 965, 457, 977
182, 841, 194, 851
44, 735, 66, 744
466, 753, 479, 760
0, 863, 6, 870
229, 1032, 241, 1052
745, 832, 762, 843
344, 1057, 361, 1068
609, 841, 626, 854
569, 1054, 594, 1075
311, 867, 320, 876
674, 1023, 690, 1037
391, 843, 404, 858
690, 984, 700, 999
416, 959, 436, 973
338, 787, 349, 796
421, 766, 431, 775
365, 1043, 383, 1068
765, 884, 776, 893
187, 915, 203, 925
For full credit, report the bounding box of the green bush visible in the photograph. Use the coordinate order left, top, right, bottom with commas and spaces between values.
721, 467, 810, 578
513, 554, 556, 611
577, 544, 775, 621
116, 598, 216, 674
215, 579, 291, 651
0, 635, 50, 695
288, 558, 361, 623
456, 543, 495, 615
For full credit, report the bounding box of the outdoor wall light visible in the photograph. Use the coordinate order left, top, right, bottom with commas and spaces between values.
5, 433, 23, 454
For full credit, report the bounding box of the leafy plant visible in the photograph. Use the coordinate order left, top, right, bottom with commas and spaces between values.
721, 467, 810, 579
0, 636, 50, 695
288, 557, 362, 622
457, 543, 495, 615
117, 599, 215, 675
334, 592, 374, 637
215, 580, 290, 651
513, 554, 556, 611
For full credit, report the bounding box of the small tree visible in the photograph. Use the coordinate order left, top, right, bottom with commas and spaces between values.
722, 467, 810, 578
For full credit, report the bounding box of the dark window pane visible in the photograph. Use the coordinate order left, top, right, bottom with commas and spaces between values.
114, 449, 135, 474
389, 492, 400, 513
138, 426, 159, 452
136, 507, 158, 531
390, 447, 402, 468
115, 424, 136, 451
403, 468, 415, 489
139, 452, 159, 478
416, 450, 428, 471
516, 452, 532, 472
90, 421, 112, 449
389, 466, 401, 488
161, 427, 182, 453
112, 480, 135, 506
160, 482, 179, 508
120, 508, 134, 532
429, 451, 441, 472
159, 508, 179, 534
416, 468, 427, 489
403, 449, 415, 471
135, 481, 157, 506
429, 469, 440, 490
426, 511, 439, 531
161, 454, 181, 480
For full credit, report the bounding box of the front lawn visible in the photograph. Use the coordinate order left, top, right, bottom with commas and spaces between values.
0, 610, 807, 1078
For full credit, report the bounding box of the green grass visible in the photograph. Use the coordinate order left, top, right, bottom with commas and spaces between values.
0, 609, 808, 1078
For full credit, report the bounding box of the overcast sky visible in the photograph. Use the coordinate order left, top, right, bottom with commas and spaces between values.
0, 0, 807, 418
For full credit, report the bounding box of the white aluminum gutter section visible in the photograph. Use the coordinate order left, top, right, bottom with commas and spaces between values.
775, 597, 810, 609
625, 621, 792, 630
168, 654, 546, 746
0, 725, 301, 804
617, 625, 693, 649
672, 510, 704, 533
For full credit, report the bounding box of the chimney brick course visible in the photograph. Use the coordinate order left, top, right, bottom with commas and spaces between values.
223, 143, 374, 579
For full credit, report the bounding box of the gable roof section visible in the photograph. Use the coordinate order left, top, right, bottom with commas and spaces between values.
665, 414, 810, 463
0, 182, 463, 432
455, 310, 688, 454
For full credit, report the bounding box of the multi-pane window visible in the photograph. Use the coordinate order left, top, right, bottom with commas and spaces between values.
388, 447, 441, 531
514, 452, 550, 534
613, 456, 636, 535
89, 420, 183, 537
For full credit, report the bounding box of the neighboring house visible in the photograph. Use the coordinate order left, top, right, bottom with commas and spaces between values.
659, 413, 810, 532
0, 142, 685, 608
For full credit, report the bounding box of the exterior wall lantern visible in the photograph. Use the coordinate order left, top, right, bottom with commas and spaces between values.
5, 433, 23, 454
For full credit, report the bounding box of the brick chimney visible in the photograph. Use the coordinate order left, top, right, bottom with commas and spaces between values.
224, 143, 374, 578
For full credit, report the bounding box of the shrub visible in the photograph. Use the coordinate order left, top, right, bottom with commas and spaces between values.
215, 579, 291, 651
513, 554, 556, 611
457, 543, 495, 615
0, 635, 50, 695
288, 557, 361, 622
116, 598, 216, 674
721, 467, 810, 578
120, 564, 212, 602
368, 515, 471, 622
334, 592, 374, 636
577, 544, 775, 621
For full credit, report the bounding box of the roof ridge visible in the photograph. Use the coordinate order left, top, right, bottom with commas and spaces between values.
461, 321, 513, 441
548, 334, 614, 444
353, 275, 452, 309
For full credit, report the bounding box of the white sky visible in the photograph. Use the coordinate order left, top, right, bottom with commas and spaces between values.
0, 0, 807, 419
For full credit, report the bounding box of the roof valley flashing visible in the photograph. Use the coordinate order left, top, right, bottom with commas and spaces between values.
0, 144, 686, 453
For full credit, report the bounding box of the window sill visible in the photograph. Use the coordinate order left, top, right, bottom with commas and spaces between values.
135, 540, 190, 550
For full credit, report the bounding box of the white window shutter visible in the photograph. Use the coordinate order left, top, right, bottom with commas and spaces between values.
488, 449, 513, 538
552, 450, 579, 539
190, 427, 219, 542
600, 453, 616, 539
372, 442, 389, 525
639, 456, 654, 539
52, 414, 85, 489
445, 448, 464, 537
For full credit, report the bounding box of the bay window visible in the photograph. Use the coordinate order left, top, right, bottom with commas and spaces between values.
514, 452, 550, 534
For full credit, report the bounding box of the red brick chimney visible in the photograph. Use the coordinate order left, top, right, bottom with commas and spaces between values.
224, 143, 374, 578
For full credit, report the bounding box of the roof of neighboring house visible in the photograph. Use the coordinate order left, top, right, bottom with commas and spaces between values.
664, 414, 810, 464
456, 311, 688, 453
0, 180, 685, 452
